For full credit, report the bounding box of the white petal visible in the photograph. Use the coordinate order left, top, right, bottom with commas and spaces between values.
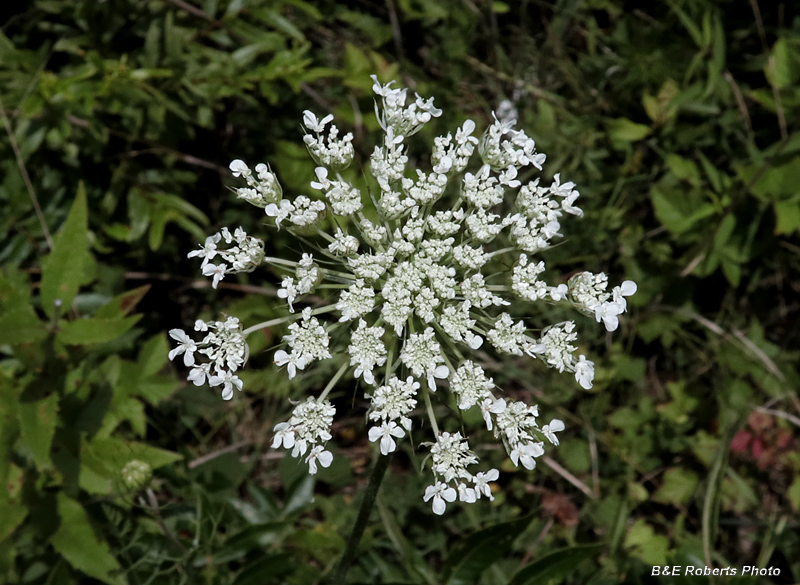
318, 450, 333, 468
368, 426, 382, 443
621, 280, 637, 296
169, 328, 188, 343
432, 495, 446, 515
380, 435, 396, 455
423, 485, 437, 502
548, 419, 565, 433
433, 365, 449, 379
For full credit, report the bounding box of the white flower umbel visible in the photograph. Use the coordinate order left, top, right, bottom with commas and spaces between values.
169, 75, 638, 514
271, 397, 335, 474
169, 316, 247, 400
189, 227, 265, 289
423, 432, 500, 515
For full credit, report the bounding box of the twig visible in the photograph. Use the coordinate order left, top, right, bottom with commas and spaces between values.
680, 252, 706, 278
164, 0, 217, 23
542, 455, 596, 499
519, 517, 554, 566
588, 429, 600, 498
66, 115, 227, 174
0, 94, 54, 250
188, 440, 253, 469
300, 82, 334, 113
767, 55, 788, 140
144, 488, 187, 554
348, 93, 363, 141
755, 406, 800, 430
732, 328, 785, 382
723, 71, 754, 141
124, 147, 228, 172
748, 0, 768, 52
384, 0, 405, 59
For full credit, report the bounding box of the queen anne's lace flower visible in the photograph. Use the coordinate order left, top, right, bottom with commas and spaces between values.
169, 317, 247, 400
189, 227, 265, 289
169, 76, 637, 514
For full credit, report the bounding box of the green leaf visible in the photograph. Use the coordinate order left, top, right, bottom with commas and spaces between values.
774, 199, 800, 234
18, 393, 59, 470
137, 334, 170, 377
624, 519, 669, 566
508, 544, 603, 585
95, 285, 151, 319
233, 553, 294, 585
768, 38, 799, 89
40, 183, 89, 317
56, 315, 141, 345
0, 307, 47, 345
650, 185, 716, 235
666, 154, 702, 187
442, 515, 532, 585
653, 467, 699, 506
50, 493, 127, 585
607, 118, 651, 142
787, 476, 800, 512
0, 504, 26, 544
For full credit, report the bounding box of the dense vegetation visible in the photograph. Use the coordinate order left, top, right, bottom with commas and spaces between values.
1, 1, 799, 583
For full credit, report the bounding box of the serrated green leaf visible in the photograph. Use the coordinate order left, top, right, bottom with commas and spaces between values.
56, 315, 141, 345
509, 544, 603, 585
51, 494, 126, 585
18, 393, 59, 470
40, 183, 89, 317
443, 515, 532, 585
0, 307, 47, 345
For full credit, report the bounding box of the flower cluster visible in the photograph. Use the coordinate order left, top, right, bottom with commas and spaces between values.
168, 316, 247, 400
272, 397, 336, 474
169, 75, 637, 512
188, 227, 265, 289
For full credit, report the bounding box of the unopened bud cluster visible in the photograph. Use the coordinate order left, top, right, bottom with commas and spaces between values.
168, 75, 637, 514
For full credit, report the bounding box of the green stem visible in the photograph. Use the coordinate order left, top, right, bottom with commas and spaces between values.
328, 453, 392, 584
241, 305, 337, 336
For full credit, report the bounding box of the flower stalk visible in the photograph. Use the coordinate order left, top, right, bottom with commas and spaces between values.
328, 452, 392, 585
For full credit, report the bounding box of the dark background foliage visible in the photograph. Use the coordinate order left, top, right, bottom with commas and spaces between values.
1, 0, 799, 584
